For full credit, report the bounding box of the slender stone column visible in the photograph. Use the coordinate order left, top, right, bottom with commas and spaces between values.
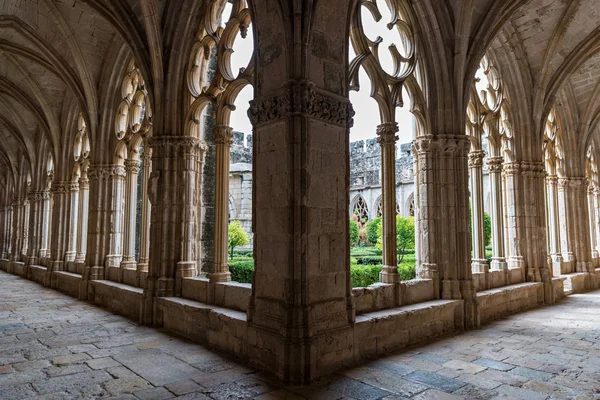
144, 136, 206, 306
105, 166, 126, 273
5, 205, 13, 258
587, 183, 598, 260
26, 192, 41, 266
546, 175, 562, 274
65, 182, 79, 263
22, 199, 30, 258
378, 122, 400, 285
488, 157, 507, 271
557, 178, 575, 272
137, 149, 152, 273
210, 125, 234, 283
39, 190, 51, 259
10, 200, 24, 261
469, 150, 487, 273
413, 135, 477, 326
0, 205, 6, 259
570, 178, 592, 273
595, 187, 600, 260
121, 159, 141, 271
502, 162, 526, 275
75, 175, 89, 263
49, 182, 71, 274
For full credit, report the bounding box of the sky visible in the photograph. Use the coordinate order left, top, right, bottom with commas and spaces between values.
227, 3, 416, 145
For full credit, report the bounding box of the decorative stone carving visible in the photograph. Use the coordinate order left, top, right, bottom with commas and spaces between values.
88, 165, 126, 181
376, 122, 399, 144
468, 151, 485, 168
247, 92, 291, 126
214, 125, 234, 146
487, 156, 503, 173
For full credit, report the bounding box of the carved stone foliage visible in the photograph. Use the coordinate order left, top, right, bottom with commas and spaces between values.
468, 151, 486, 168
88, 165, 127, 182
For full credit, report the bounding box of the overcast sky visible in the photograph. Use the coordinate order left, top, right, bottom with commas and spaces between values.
228, 3, 416, 145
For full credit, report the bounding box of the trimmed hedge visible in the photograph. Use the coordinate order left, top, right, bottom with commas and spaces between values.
229, 260, 253, 283
350, 265, 382, 288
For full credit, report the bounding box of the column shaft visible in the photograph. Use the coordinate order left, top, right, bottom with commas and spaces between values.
121, 159, 141, 269
378, 122, 400, 284
469, 150, 487, 273
138, 150, 152, 271
65, 183, 79, 262
488, 157, 507, 270
75, 177, 89, 263
588, 184, 598, 260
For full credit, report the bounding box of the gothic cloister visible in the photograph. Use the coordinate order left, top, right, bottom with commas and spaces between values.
1, 0, 600, 397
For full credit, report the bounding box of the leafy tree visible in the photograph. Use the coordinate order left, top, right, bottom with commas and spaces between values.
228, 220, 249, 258
376, 216, 415, 262
366, 217, 381, 245
484, 212, 492, 247
349, 219, 359, 246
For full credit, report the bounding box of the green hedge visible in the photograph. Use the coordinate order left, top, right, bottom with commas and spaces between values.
350, 247, 382, 257
350, 265, 382, 288
229, 260, 253, 283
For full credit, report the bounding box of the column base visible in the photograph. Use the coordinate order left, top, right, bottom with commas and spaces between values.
418, 263, 440, 299
442, 279, 461, 300
64, 252, 76, 263
27, 256, 38, 266
471, 259, 488, 273
379, 265, 400, 284
208, 271, 232, 283
74, 253, 86, 263
490, 258, 508, 271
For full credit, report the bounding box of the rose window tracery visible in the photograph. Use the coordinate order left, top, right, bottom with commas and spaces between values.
114, 61, 152, 143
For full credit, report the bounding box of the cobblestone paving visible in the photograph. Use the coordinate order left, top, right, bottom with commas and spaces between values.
1, 271, 599, 399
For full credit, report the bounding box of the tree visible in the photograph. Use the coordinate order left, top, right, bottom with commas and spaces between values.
484, 212, 492, 247
376, 216, 415, 262
366, 217, 381, 245
228, 220, 249, 258
349, 219, 359, 247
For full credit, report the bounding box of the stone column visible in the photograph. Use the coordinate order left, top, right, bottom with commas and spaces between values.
502, 162, 526, 275
137, 149, 152, 274
49, 182, 71, 274
22, 199, 30, 258
121, 158, 141, 271
246, 82, 356, 383
144, 136, 206, 307
39, 190, 51, 259
546, 175, 562, 274
595, 187, 600, 261
412, 135, 476, 325
488, 157, 507, 271
570, 178, 592, 273
10, 199, 24, 261
5, 205, 13, 258
75, 175, 89, 263
469, 150, 487, 273
211, 125, 233, 283
0, 205, 5, 259
557, 178, 575, 272
377, 122, 400, 285
105, 166, 126, 272
587, 183, 598, 261
26, 192, 40, 266
65, 182, 79, 263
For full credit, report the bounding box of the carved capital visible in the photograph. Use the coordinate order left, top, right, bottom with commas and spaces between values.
468, 151, 486, 168
502, 162, 521, 176
487, 156, 503, 173
248, 80, 354, 127
68, 182, 79, 192
125, 159, 141, 174
148, 136, 208, 153
79, 177, 89, 190
546, 175, 558, 186
214, 125, 234, 146
376, 122, 399, 145
557, 178, 569, 189
88, 165, 127, 181
51, 182, 71, 195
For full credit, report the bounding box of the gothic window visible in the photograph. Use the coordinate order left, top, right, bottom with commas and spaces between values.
409, 198, 415, 217
396, 202, 401, 215
376, 199, 382, 217
353, 197, 369, 223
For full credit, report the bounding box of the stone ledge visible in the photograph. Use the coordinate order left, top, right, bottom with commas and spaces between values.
558, 272, 590, 294
89, 280, 144, 323
52, 271, 82, 298
28, 265, 48, 285
181, 278, 252, 312
352, 279, 434, 315
478, 282, 543, 325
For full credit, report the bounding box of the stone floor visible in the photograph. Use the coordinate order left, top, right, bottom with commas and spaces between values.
0, 272, 599, 400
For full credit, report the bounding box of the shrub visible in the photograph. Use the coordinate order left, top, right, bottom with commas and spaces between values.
228, 220, 249, 257
399, 263, 416, 281
350, 265, 382, 288
350, 247, 382, 257
355, 255, 383, 265
366, 217, 381, 245
349, 220, 359, 246
229, 260, 254, 283
376, 216, 415, 263
484, 212, 492, 247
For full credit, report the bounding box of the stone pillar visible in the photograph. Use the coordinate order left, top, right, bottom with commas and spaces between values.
49, 182, 71, 274
469, 150, 487, 273
488, 157, 507, 271
105, 166, 126, 273
5, 205, 13, 258
587, 184, 598, 261
546, 175, 562, 275
65, 182, 79, 263
210, 125, 233, 283
377, 122, 400, 286
137, 150, 152, 275
566, 178, 592, 273
10, 199, 24, 261
502, 162, 526, 274
557, 178, 575, 272
26, 192, 41, 266
413, 135, 476, 325
246, 82, 356, 383
145, 136, 206, 307
121, 159, 141, 271
39, 190, 51, 259
22, 199, 30, 258
595, 188, 600, 262
0, 205, 6, 259
75, 175, 89, 263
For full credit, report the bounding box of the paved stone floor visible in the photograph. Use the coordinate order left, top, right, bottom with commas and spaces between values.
1, 272, 600, 400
